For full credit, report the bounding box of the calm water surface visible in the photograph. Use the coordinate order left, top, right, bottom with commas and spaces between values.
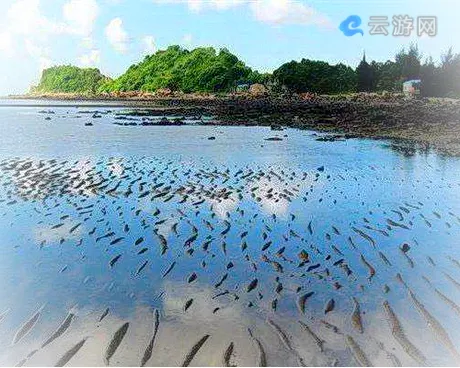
0, 101, 460, 366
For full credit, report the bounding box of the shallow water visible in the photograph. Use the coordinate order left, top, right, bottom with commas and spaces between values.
1, 101, 460, 366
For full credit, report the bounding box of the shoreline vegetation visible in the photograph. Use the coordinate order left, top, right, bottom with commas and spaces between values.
8, 44, 460, 156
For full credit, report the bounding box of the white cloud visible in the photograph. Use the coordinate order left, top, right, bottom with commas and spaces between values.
7, 0, 100, 41
38, 56, 53, 72
142, 35, 156, 54
25, 39, 48, 58
63, 0, 99, 36
78, 49, 101, 66
250, 0, 331, 26
192, 0, 246, 12
153, 0, 245, 12
2, 0, 102, 94
5, 0, 101, 71
7, 0, 59, 36
187, 0, 203, 13
0, 32, 14, 57
24, 39, 53, 73
208, 0, 246, 10
105, 18, 129, 53
153, 0, 331, 27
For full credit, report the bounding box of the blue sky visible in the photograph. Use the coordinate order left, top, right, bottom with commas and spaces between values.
0, 0, 459, 95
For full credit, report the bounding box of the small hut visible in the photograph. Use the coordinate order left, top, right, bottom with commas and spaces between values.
235, 83, 250, 92
403, 80, 421, 98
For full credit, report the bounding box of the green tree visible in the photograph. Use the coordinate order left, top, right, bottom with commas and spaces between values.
273, 59, 356, 94
101, 46, 258, 93
395, 44, 422, 81
374, 61, 400, 92
420, 56, 440, 96
33, 66, 109, 94
439, 47, 460, 97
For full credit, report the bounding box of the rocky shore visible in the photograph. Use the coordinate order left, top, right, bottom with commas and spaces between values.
7, 93, 460, 156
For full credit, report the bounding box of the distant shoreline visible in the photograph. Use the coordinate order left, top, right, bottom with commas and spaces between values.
4, 93, 460, 156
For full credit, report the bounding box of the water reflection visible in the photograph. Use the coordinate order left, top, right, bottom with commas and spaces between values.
0, 105, 460, 366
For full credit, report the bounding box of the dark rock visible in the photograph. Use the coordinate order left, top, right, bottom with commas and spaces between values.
156, 117, 184, 126
401, 243, 410, 253
316, 134, 345, 142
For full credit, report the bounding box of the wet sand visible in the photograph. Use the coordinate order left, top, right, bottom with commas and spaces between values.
0, 102, 460, 366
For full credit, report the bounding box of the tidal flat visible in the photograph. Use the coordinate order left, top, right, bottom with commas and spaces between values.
1, 101, 460, 366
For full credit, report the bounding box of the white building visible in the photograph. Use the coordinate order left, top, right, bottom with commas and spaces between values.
403, 79, 421, 97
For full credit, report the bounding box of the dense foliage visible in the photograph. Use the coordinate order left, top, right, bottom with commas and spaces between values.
32, 45, 460, 98
273, 59, 356, 94
101, 46, 260, 93
356, 45, 460, 97
33, 66, 109, 94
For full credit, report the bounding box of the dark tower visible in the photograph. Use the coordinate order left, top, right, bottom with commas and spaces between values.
357, 51, 373, 92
